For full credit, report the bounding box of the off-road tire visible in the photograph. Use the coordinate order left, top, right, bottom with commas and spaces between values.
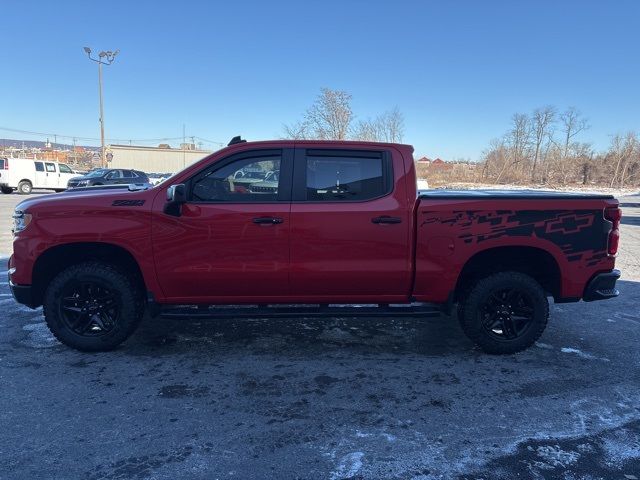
43, 262, 144, 351
459, 271, 549, 354
17, 180, 32, 194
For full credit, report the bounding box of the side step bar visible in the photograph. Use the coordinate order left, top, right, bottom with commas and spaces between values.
158, 303, 443, 319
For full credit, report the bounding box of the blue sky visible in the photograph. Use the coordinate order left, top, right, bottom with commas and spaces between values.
1, 0, 638, 160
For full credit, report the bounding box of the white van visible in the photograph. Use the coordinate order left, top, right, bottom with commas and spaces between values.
0, 158, 77, 194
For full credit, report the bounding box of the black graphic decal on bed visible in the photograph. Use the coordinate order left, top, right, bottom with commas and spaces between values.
420, 210, 608, 263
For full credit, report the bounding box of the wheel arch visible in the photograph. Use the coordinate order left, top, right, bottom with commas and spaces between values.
454, 246, 562, 301
31, 242, 146, 307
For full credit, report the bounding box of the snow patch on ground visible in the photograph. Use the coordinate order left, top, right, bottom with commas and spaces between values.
560, 347, 609, 362
330, 452, 364, 480
21, 322, 57, 348
601, 427, 640, 469
531, 444, 580, 469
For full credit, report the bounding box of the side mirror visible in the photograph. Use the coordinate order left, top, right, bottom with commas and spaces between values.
166, 183, 187, 202
164, 184, 187, 216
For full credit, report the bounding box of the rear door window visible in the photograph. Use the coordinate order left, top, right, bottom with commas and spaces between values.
45, 162, 56, 173
34, 162, 45, 172
0, 159, 5, 169
303, 150, 389, 201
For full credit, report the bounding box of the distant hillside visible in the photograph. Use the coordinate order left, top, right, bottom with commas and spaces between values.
0, 138, 99, 151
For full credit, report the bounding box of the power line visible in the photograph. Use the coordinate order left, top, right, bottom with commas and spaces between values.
0, 126, 225, 146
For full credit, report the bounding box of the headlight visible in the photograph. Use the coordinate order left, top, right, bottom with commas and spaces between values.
12, 210, 32, 234
77, 180, 89, 186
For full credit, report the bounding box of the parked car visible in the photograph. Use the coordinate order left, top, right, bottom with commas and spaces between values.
0, 157, 77, 194
66, 168, 149, 188
147, 173, 173, 186
9, 138, 621, 354
248, 171, 279, 194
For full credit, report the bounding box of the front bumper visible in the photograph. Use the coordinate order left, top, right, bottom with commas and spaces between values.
9, 280, 37, 309
583, 269, 621, 302
8, 258, 38, 309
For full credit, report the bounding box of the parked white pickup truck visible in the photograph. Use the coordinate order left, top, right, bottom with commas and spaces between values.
0, 157, 77, 194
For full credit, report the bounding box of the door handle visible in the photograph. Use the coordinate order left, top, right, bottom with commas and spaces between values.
371, 216, 402, 224
252, 216, 283, 225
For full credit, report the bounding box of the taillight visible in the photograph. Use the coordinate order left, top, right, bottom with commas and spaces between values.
604, 206, 621, 255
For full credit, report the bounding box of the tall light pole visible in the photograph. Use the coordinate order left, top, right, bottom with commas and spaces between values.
83, 47, 119, 167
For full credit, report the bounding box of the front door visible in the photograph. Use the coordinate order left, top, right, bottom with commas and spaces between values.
44, 162, 58, 189
57, 163, 76, 188
152, 148, 293, 302
289, 146, 412, 302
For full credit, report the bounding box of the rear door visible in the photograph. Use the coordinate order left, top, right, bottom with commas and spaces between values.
33, 161, 47, 188
289, 146, 412, 301
152, 148, 293, 301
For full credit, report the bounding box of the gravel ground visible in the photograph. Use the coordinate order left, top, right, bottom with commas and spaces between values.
1, 190, 639, 480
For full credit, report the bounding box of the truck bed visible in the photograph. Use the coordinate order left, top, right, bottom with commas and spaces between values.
418, 189, 614, 200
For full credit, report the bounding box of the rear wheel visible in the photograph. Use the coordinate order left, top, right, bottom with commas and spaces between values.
17, 180, 32, 194
1, 186, 12, 194
43, 262, 144, 351
459, 271, 548, 354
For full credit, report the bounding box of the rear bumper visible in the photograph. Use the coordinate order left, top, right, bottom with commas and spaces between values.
583, 269, 621, 302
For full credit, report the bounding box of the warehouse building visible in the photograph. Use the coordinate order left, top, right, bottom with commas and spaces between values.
106, 144, 213, 174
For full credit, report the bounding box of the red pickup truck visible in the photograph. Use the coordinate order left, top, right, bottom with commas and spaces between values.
9, 138, 621, 354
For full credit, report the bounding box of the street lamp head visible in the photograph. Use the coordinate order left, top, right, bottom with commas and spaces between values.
83, 46, 91, 55
98, 51, 106, 58
113, 49, 120, 58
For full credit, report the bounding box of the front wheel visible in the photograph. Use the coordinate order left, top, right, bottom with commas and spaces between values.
459, 271, 549, 354
43, 262, 144, 351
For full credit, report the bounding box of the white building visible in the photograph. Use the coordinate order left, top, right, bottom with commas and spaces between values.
106, 144, 214, 174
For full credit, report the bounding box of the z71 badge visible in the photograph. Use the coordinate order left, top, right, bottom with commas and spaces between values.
112, 199, 145, 207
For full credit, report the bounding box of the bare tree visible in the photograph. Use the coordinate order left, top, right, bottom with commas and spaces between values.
609, 132, 639, 187
282, 121, 308, 140
494, 113, 532, 182
283, 88, 353, 140
352, 107, 405, 143
378, 107, 405, 143
530, 106, 555, 182
559, 107, 589, 158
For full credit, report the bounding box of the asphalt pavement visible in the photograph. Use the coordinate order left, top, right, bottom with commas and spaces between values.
1, 190, 639, 479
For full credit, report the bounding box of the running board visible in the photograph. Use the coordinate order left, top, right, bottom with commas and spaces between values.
158, 303, 443, 319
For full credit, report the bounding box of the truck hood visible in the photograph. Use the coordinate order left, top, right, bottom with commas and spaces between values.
16, 185, 157, 212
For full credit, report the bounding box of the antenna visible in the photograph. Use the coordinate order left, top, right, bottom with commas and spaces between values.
228, 135, 246, 146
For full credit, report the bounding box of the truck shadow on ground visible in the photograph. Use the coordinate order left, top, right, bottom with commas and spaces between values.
125, 279, 640, 360
129, 311, 471, 357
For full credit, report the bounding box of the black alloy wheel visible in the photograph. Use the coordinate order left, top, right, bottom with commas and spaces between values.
479, 287, 535, 341
43, 262, 144, 351
459, 271, 549, 354
59, 281, 121, 337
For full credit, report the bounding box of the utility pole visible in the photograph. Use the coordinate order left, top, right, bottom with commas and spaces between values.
83, 47, 119, 167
